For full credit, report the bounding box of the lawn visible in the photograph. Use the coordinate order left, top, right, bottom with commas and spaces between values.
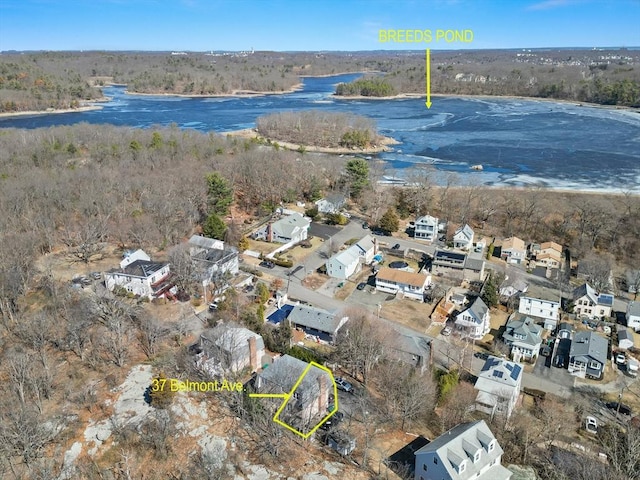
380, 299, 435, 333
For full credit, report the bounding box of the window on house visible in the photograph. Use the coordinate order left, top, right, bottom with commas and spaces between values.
423, 464, 427, 471
488, 440, 495, 452
434, 457, 438, 464
459, 461, 466, 473
474, 451, 481, 462
588, 361, 600, 370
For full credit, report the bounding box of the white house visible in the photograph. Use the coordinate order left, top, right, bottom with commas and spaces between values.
315, 193, 346, 214
534, 241, 563, 269
474, 356, 522, 420
501, 316, 542, 362
326, 235, 376, 280
627, 301, 640, 332
375, 268, 431, 301
414, 215, 439, 241
499, 278, 528, 298
453, 224, 474, 250
413, 420, 512, 480
572, 283, 613, 320
268, 212, 310, 243
617, 326, 635, 351
455, 297, 490, 340
518, 295, 560, 330
105, 249, 175, 300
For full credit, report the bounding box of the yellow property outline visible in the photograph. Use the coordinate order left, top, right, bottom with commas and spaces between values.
249, 361, 339, 439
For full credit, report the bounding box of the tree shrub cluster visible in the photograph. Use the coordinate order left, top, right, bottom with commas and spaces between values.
335, 77, 396, 97
255, 110, 378, 149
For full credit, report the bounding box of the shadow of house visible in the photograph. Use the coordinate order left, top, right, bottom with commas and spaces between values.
387, 436, 430, 480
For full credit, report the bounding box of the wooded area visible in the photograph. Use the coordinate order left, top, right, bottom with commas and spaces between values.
255, 111, 378, 149
1, 49, 638, 113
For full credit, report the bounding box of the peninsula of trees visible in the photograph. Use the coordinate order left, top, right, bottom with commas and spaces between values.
255, 111, 382, 150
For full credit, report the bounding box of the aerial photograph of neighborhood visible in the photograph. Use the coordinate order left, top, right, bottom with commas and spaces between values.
0, 0, 639, 479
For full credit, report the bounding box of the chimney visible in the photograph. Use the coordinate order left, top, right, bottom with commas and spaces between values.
373, 237, 378, 255
317, 374, 328, 413
248, 336, 258, 372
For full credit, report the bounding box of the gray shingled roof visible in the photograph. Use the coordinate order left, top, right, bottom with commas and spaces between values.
503, 317, 542, 348
466, 297, 489, 323
257, 354, 331, 405
287, 305, 344, 335
569, 331, 608, 365
414, 420, 509, 480
629, 301, 640, 317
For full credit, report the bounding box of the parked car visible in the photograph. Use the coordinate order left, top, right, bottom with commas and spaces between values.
319, 411, 345, 431
208, 302, 219, 311
441, 326, 452, 336
362, 222, 369, 229
356, 282, 367, 291
90, 271, 102, 280
474, 351, 489, 360
392, 243, 401, 250
259, 260, 275, 269
605, 402, 632, 416
585, 416, 598, 434
540, 345, 552, 357
553, 354, 566, 368
616, 353, 627, 365
335, 377, 353, 393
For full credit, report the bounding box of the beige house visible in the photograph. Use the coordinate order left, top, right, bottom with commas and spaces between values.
496, 237, 526, 264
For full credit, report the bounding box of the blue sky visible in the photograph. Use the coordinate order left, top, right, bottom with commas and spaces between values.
0, 0, 638, 51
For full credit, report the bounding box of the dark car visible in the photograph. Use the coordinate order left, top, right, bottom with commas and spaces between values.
356, 282, 367, 290
259, 260, 275, 269
362, 222, 369, 229
392, 243, 401, 250
319, 411, 344, 431
605, 402, 632, 416
540, 345, 552, 357
474, 351, 489, 360
553, 354, 566, 368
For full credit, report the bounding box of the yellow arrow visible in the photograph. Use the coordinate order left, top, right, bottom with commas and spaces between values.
425, 48, 432, 109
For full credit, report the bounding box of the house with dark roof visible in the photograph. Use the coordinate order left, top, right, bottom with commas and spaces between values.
572, 283, 613, 320
375, 267, 432, 301
414, 420, 512, 480
499, 277, 528, 298
188, 235, 239, 286
502, 316, 543, 362
432, 250, 485, 281
255, 355, 332, 430
105, 249, 175, 300
455, 297, 490, 340
196, 325, 265, 376
453, 224, 474, 250
568, 331, 608, 379
414, 215, 439, 241
475, 356, 522, 419
286, 305, 348, 344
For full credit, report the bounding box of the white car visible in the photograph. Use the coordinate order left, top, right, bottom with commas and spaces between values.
441, 326, 452, 336
616, 353, 627, 365
585, 416, 598, 434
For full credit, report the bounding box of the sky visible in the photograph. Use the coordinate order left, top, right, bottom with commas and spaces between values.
0, 0, 639, 51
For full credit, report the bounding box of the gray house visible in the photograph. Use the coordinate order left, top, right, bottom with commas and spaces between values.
568, 331, 608, 379
414, 420, 512, 480
255, 355, 331, 430
188, 235, 239, 287
502, 316, 543, 362
196, 325, 265, 377
286, 305, 349, 344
